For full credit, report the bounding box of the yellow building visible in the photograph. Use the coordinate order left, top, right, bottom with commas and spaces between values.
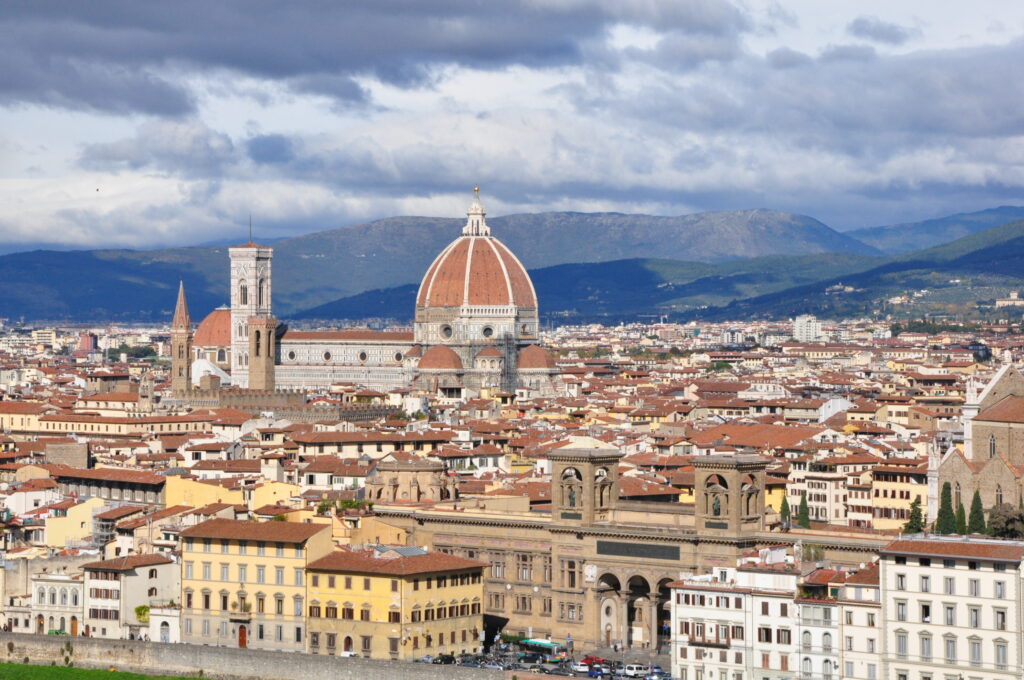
179, 518, 333, 651
44, 496, 105, 548
305, 548, 485, 660
869, 461, 927, 531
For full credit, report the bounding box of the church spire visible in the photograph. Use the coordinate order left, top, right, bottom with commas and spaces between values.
462, 185, 490, 236
172, 280, 192, 331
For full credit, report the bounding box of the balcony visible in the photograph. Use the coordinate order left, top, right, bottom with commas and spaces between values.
688, 636, 730, 649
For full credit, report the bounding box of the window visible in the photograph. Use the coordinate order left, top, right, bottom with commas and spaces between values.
895, 574, 906, 590
919, 635, 932, 661
275, 567, 284, 585
944, 638, 956, 663
896, 633, 907, 659
943, 576, 954, 595
516, 554, 533, 581
969, 578, 979, 597
920, 603, 931, 622
968, 607, 980, 628
238, 564, 247, 583
257, 566, 265, 584
757, 627, 771, 643
969, 639, 981, 666
294, 568, 303, 586
995, 581, 1006, 599
202, 563, 211, 580
896, 601, 907, 621
944, 605, 955, 626
845, 636, 853, 651
867, 612, 875, 627
220, 564, 229, 581
996, 609, 1007, 631
391, 579, 398, 592
996, 642, 1008, 670
919, 575, 930, 592
363, 577, 370, 591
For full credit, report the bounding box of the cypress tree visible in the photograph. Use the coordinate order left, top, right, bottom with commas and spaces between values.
935, 482, 956, 534
780, 495, 791, 525
955, 503, 967, 534
903, 497, 925, 534
797, 492, 811, 528
968, 490, 986, 534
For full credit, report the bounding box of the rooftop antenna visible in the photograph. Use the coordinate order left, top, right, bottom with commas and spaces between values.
248, 213, 253, 243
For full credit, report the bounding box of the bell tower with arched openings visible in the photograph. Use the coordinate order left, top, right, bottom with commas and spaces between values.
693, 454, 768, 536
229, 240, 273, 387
549, 447, 622, 526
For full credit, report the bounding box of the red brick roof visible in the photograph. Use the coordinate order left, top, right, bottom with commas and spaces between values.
180, 518, 329, 543
307, 549, 486, 576
83, 553, 173, 571
882, 537, 1024, 562
417, 234, 536, 308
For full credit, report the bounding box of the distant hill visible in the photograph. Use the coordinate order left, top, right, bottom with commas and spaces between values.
694, 218, 1024, 321
297, 253, 883, 322
847, 206, 1024, 254
0, 209, 877, 321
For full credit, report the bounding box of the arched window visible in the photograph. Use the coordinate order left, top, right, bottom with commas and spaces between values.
822, 632, 832, 651
823, 659, 833, 680
37, 587, 45, 605
217, 349, 226, 362
49, 588, 56, 605
258, 278, 265, 308
254, 330, 261, 357
149, 568, 158, 579
60, 589, 67, 606
240, 283, 248, 306
802, 631, 812, 650
990, 434, 997, 458
71, 591, 79, 607
996, 485, 1004, 506
802, 658, 812, 674
955, 482, 962, 510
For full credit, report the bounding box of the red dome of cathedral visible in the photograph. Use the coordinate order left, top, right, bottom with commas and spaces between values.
518, 345, 556, 369
194, 307, 231, 347
418, 345, 464, 370
416, 189, 536, 309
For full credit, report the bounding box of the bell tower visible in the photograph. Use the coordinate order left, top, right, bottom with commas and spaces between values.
170, 281, 193, 395
247, 315, 277, 390
549, 447, 622, 526
693, 454, 768, 536
229, 238, 273, 388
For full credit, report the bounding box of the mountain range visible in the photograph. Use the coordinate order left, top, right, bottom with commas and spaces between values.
0, 205, 1021, 323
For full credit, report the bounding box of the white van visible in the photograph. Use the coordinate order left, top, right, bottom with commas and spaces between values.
623, 664, 648, 677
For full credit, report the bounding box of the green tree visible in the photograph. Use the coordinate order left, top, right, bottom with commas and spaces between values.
955, 503, 967, 534
903, 497, 925, 533
968, 490, 987, 534
797, 492, 811, 529
935, 482, 956, 534
988, 504, 1024, 539
780, 495, 791, 525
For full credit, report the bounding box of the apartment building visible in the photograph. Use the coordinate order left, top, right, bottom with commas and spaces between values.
670, 549, 800, 680
82, 553, 178, 639
838, 563, 880, 680
305, 546, 485, 660
179, 518, 333, 651
880, 535, 1021, 680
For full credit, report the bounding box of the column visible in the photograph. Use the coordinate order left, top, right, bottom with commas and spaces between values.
647, 596, 658, 651
619, 595, 630, 650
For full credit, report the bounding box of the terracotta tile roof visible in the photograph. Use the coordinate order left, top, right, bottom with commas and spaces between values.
882, 537, 1024, 562
83, 553, 173, 571
975, 396, 1024, 424
307, 549, 486, 576
180, 518, 329, 543
94, 505, 147, 521
843, 563, 879, 585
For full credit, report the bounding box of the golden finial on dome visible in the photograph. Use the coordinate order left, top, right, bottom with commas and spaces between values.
474, 185, 479, 195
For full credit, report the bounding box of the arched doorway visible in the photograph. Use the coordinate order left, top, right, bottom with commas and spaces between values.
59, 617, 66, 633
597, 573, 622, 648
160, 621, 170, 643
35, 615, 44, 635
655, 578, 673, 651
625, 576, 652, 649
344, 636, 354, 653
70, 617, 78, 637
238, 624, 248, 648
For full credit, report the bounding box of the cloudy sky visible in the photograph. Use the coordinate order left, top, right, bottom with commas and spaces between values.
1, 1, 1023, 250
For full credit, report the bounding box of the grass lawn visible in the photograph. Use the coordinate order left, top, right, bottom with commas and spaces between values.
0, 663, 193, 680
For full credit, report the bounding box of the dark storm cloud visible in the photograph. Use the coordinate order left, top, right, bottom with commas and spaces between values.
246, 134, 295, 165
0, 0, 750, 115
847, 15, 919, 45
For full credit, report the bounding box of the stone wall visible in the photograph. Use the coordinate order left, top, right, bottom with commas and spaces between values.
0, 632, 502, 680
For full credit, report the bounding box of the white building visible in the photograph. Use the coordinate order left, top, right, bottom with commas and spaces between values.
793, 315, 824, 343
880, 535, 1019, 680
83, 553, 179, 639
838, 563, 881, 680
29, 572, 84, 635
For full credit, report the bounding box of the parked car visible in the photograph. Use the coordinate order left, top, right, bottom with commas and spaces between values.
432, 654, 456, 664
624, 664, 649, 678
414, 655, 435, 663
588, 666, 609, 677
572, 662, 591, 673
582, 656, 609, 666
